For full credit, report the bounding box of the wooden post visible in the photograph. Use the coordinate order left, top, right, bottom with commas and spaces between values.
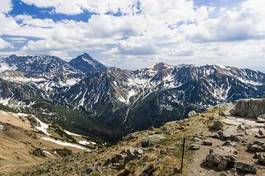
180, 136, 186, 173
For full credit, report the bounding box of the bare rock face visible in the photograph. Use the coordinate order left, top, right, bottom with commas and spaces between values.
232, 99, 265, 118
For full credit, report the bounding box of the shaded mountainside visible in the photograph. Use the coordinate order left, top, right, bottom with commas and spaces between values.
0, 54, 265, 140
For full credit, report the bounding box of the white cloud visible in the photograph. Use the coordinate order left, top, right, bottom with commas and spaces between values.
0, 0, 12, 13
0, 38, 12, 49
0, 0, 265, 71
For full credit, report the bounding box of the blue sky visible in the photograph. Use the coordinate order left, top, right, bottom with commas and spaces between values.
0, 0, 264, 71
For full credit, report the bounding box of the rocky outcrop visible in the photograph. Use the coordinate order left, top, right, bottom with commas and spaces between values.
205, 147, 237, 171
233, 99, 265, 118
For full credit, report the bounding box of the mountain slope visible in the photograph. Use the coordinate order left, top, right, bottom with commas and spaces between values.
0, 54, 264, 140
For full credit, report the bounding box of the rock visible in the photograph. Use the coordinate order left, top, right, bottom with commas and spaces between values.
0, 124, 4, 131
32, 148, 46, 157
234, 162, 257, 175
205, 147, 237, 171
219, 111, 230, 117
247, 140, 265, 152
141, 134, 165, 148
126, 147, 143, 161
123, 133, 137, 141
202, 140, 213, 146
54, 148, 73, 157
257, 114, 265, 123
189, 143, 200, 150
233, 99, 265, 118
141, 139, 152, 148
237, 124, 246, 131
257, 152, 265, 165
139, 164, 156, 176
110, 154, 126, 164
117, 169, 130, 176
258, 128, 265, 135
222, 141, 237, 147
82, 167, 93, 175
209, 120, 224, 131
188, 111, 197, 117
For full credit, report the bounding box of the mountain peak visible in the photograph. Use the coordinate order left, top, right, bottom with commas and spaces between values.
69, 53, 106, 73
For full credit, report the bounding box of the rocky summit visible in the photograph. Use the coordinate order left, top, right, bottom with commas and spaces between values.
0, 54, 265, 141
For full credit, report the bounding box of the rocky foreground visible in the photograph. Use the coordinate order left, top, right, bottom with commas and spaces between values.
10, 99, 265, 176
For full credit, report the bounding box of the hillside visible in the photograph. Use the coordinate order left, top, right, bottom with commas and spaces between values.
0, 108, 100, 175
10, 98, 265, 176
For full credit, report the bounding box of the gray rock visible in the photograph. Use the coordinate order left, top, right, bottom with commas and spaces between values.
233, 99, 265, 118
32, 148, 46, 157
0, 124, 4, 131
188, 110, 197, 117
257, 152, 265, 165
202, 140, 213, 146
141, 134, 165, 148
189, 143, 200, 150
257, 114, 265, 123
205, 147, 237, 171
126, 147, 143, 161
247, 140, 265, 152
234, 162, 257, 175
209, 120, 224, 131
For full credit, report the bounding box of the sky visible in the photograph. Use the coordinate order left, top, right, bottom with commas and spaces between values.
0, 0, 265, 71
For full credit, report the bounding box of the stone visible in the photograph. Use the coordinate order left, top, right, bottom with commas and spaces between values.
54, 148, 72, 157
0, 124, 4, 131
32, 148, 46, 157
188, 111, 197, 117
222, 141, 237, 147
257, 152, 265, 165
209, 120, 224, 131
233, 99, 265, 118
82, 168, 93, 174
257, 114, 265, 123
247, 140, 265, 153
189, 143, 200, 150
110, 154, 126, 164
117, 169, 130, 176
141, 134, 165, 148
126, 147, 143, 161
205, 147, 237, 171
237, 124, 246, 131
234, 162, 257, 175
202, 140, 213, 146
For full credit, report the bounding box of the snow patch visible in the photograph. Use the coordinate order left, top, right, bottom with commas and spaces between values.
41, 137, 90, 151
34, 117, 50, 136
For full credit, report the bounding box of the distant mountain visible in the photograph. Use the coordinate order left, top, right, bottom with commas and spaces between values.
0, 54, 264, 140
69, 53, 106, 73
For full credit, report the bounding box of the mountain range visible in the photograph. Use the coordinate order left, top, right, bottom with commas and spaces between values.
0, 53, 264, 141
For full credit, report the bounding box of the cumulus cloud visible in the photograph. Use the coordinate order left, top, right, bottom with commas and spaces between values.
0, 38, 12, 49
0, 0, 12, 13
0, 0, 264, 71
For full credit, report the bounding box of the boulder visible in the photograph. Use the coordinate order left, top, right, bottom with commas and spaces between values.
189, 143, 200, 150
188, 111, 197, 117
54, 148, 72, 157
202, 140, 213, 146
234, 162, 257, 175
0, 124, 4, 131
247, 140, 265, 153
32, 148, 46, 157
141, 134, 165, 148
126, 147, 143, 161
232, 99, 265, 118
257, 114, 265, 123
257, 152, 265, 165
205, 147, 237, 171
209, 120, 224, 131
